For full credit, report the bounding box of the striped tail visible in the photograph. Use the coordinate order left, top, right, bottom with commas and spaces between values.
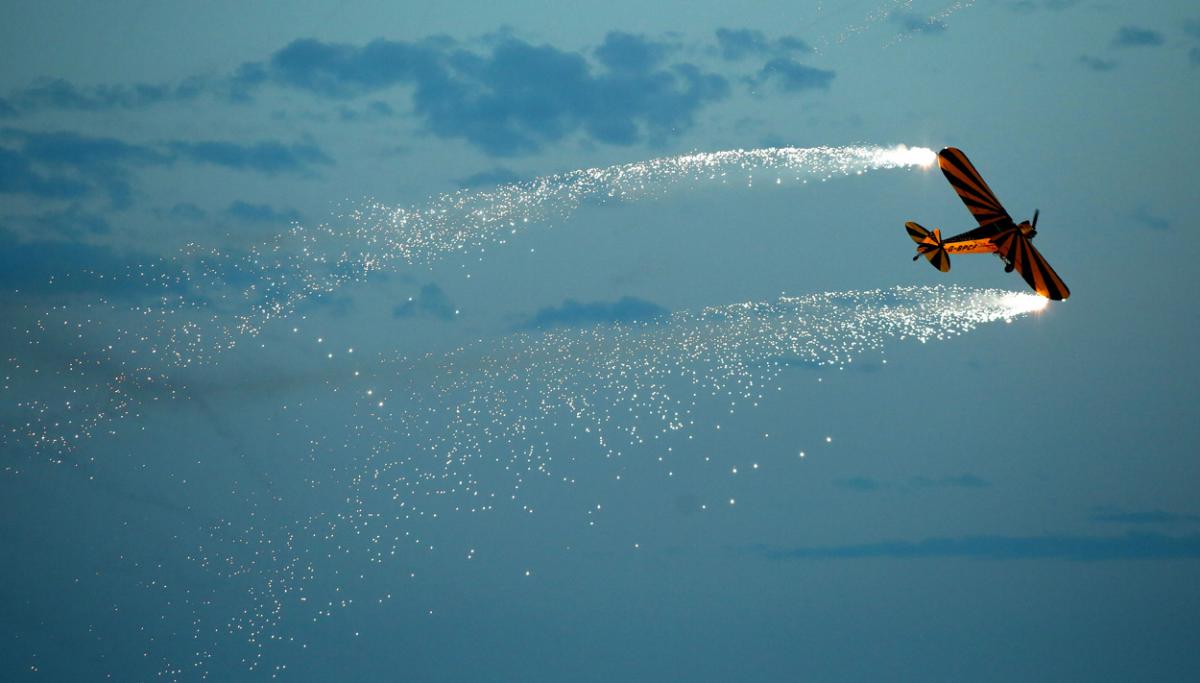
906, 221, 950, 272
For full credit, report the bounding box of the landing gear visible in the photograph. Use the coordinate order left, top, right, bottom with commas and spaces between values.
1004, 261, 1015, 273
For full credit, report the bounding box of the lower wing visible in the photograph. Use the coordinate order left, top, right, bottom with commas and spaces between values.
995, 232, 1070, 301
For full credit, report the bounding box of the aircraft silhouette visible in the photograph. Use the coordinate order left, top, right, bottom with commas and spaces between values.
906, 147, 1069, 301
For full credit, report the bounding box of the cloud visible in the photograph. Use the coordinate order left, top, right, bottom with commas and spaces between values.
1113, 26, 1165, 47
1, 130, 330, 213
224, 200, 302, 224
245, 34, 729, 156
714, 29, 812, 61
518, 295, 668, 330
1078, 55, 1118, 72
910, 474, 990, 489
3, 129, 167, 207
754, 58, 836, 93
393, 283, 457, 320
1131, 205, 1169, 231
336, 100, 396, 121
167, 139, 332, 175
4, 76, 206, 113
25, 204, 112, 238
833, 477, 881, 492
0, 146, 89, 199
831, 474, 988, 493
594, 32, 670, 73
775, 36, 814, 54
890, 11, 948, 35
456, 166, 522, 188
1186, 21, 1200, 65
251, 36, 445, 98
13, 129, 168, 167
715, 28, 772, 60
1006, 0, 1081, 12
0, 235, 180, 297
1089, 506, 1200, 525
166, 202, 207, 221
757, 532, 1200, 561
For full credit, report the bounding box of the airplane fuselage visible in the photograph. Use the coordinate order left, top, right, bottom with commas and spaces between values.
942, 219, 1035, 255
942, 237, 998, 254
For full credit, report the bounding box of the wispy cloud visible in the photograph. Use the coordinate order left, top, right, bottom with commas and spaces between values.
713, 28, 812, 61
518, 296, 668, 330
1113, 26, 1165, 48
24, 204, 112, 238
1185, 20, 1200, 65
0, 146, 89, 199
1131, 205, 1170, 231
890, 11, 948, 36
393, 283, 457, 321
223, 200, 302, 224
4, 76, 207, 113
1, 130, 333, 213
757, 532, 1200, 561
831, 473, 989, 493
167, 139, 332, 176
165, 202, 207, 221
456, 166, 522, 189
752, 58, 835, 93
1078, 55, 1118, 72
1089, 506, 1200, 525
0, 235, 182, 297
1006, 0, 1081, 13
833, 477, 881, 492
910, 474, 990, 489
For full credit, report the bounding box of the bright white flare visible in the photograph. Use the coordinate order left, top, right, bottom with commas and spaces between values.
873, 144, 938, 169
995, 291, 1050, 316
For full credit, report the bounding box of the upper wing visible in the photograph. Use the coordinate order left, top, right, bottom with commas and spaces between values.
938, 147, 1012, 227
995, 231, 1070, 301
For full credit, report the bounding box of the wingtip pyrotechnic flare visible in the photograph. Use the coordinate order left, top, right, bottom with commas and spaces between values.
878, 144, 937, 168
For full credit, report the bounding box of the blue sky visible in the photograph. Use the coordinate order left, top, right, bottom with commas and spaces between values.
3, 1, 1200, 681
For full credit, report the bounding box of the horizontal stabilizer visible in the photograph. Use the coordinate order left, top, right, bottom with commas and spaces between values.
905, 221, 931, 243
906, 221, 951, 272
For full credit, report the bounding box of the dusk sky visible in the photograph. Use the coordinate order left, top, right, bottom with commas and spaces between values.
3, 1, 1199, 681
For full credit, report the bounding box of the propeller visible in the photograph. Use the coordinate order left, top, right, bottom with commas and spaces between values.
1031, 209, 1039, 229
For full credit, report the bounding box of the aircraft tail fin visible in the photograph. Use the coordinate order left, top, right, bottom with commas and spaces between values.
905, 222, 951, 272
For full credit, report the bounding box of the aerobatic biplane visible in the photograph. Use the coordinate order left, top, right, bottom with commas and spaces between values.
906, 147, 1069, 300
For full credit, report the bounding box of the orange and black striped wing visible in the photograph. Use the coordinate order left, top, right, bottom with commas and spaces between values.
995, 231, 1070, 301
938, 147, 1011, 227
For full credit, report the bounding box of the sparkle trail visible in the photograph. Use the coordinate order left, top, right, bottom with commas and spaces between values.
2, 145, 935, 457
188, 284, 1044, 675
